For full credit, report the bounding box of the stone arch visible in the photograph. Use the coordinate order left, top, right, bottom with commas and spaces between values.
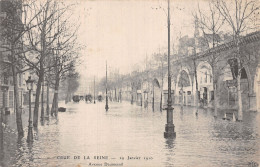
176, 67, 192, 88
176, 67, 193, 105
196, 61, 214, 105
196, 61, 213, 86
226, 58, 252, 109
162, 73, 175, 91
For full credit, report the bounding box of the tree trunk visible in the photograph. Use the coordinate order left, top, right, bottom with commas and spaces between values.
33, 75, 42, 127
160, 92, 162, 111
193, 60, 199, 114
212, 67, 218, 117
236, 36, 243, 121
213, 83, 218, 117
41, 79, 44, 121
115, 88, 117, 102
51, 75, 60, 117
12, 64, 24, 137
237, 66, 243, 121
131, 85, 133, 104
65, 78, 70, 104
152, 85, 154, 111
46, 81, 49, 118
181, 86, 184, 109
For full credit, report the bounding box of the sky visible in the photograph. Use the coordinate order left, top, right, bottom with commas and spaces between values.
73, 0, 203, 84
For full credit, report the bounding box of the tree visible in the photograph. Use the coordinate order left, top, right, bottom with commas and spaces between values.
215, 0, 259, 121
21, 0, 78, 126
0, 0, 40, 137
50, 15, 81, 116
195, 1, 225, 117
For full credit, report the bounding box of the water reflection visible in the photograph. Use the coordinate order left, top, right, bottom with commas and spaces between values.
0, 102, 259, 167
164, 138, 175, 167
165, 138, 175, 150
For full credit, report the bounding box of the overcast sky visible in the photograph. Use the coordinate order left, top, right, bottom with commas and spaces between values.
74, 0, 205, 84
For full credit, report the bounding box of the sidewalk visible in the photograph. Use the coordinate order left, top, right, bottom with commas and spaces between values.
1, 102, 61, 136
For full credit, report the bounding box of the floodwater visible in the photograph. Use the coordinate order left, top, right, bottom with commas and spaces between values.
0, 101, 259, 167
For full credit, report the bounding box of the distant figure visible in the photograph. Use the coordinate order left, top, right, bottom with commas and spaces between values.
144, 100, 148, 108
98, 95, 103, 102
203, 92, 207, 106
85, 94, 93, 103
72, 95, 80, 102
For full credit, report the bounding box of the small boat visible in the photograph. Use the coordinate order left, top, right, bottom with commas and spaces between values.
58, 107, 66, 112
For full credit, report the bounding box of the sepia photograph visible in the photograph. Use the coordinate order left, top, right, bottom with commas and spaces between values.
0, 0, 260, 166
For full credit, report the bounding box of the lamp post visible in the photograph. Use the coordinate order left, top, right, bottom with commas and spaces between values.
26, 76, 34, 143
164, 0, 176, 138
105, 61, 109, 111
94, 76, 96, 104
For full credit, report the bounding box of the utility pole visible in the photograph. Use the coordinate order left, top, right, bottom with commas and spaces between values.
105, 61, 109, 111
164, 0, 176, 138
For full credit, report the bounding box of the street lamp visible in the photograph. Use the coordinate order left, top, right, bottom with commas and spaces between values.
26, 76, 34, 143
164, 0, 176, 138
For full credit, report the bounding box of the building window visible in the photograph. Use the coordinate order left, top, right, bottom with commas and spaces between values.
211, 91, 214, 100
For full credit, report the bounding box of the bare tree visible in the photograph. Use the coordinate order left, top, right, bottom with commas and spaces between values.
50, 19, 81, 117
0, 0, 41, 137
195, 1, 224, 117
215, 0, 259, 121
21, 0, 79, 126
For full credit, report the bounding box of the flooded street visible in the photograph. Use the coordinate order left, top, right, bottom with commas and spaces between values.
0, 101, 259, 167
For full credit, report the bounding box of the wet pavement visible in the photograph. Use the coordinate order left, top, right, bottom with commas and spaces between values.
0, 101, 259, 167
